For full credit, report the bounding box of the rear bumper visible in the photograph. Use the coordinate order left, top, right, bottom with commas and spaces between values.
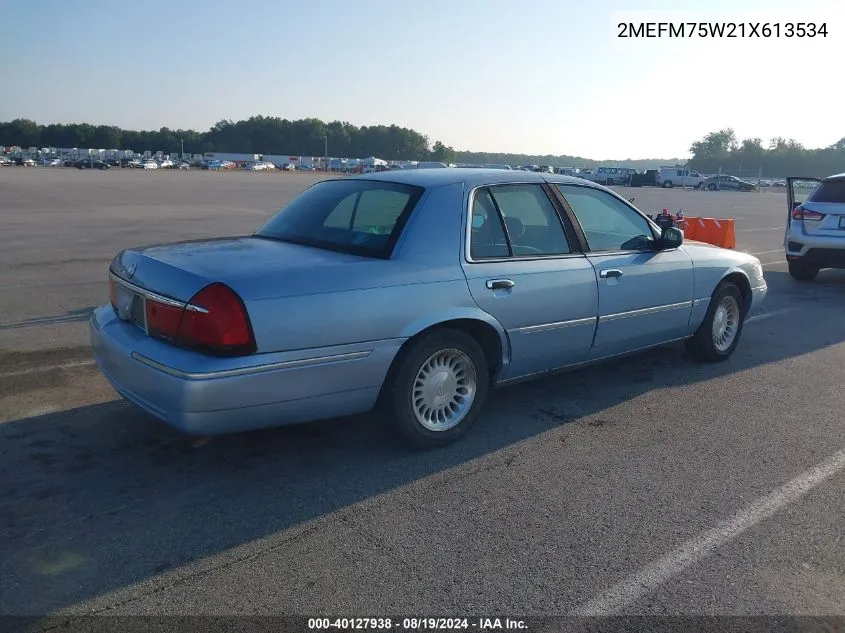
786, 247, 845, 269
785, 224, 845, 268
89, 306, 401, 435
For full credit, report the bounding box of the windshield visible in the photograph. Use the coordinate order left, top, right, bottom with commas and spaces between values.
255, 179, 424, 258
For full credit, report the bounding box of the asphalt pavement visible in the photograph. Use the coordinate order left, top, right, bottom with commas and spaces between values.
1, 168, 843, 628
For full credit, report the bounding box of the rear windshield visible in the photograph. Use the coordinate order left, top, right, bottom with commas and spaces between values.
807, 180, 845, 203
255, 179, 424, 258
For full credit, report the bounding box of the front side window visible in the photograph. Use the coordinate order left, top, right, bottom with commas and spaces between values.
556, 185, 657, 252
255, 179, 423, 258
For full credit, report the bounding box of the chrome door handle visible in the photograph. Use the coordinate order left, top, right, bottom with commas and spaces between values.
600, 269, 623, 279
486, 278, 515, 290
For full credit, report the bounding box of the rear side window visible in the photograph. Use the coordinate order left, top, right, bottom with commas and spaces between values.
255, 180, 423, 258
469, 184, 571, 258
807, 180, 845, 203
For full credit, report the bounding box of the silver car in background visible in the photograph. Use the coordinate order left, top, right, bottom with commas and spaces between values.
90, 169, 766, 449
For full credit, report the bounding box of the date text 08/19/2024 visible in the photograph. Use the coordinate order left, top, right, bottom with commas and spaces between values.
618, 22, 828, 38
307, 617, 528, 630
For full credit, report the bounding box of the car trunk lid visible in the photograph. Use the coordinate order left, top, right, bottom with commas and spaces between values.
109, 235, 375, 335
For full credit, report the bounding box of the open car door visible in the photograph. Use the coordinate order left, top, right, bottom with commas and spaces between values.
786, 177, 822, 222
785, 177, 822, 242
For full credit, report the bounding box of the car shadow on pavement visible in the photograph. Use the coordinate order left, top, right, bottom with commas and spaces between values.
1, 270, 844, 617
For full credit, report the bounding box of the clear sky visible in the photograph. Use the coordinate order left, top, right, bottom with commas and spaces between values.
2, 0, 842, 159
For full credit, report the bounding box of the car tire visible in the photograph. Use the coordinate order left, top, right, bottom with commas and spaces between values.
684, 282, 745, 363
664, 181, 673, 188
788, 259, 819, 281
386, 328, 490, 449
707, 183, 718, 191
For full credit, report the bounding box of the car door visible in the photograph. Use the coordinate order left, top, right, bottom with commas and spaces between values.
552, 183, 694, 359
461, 183, 598, 379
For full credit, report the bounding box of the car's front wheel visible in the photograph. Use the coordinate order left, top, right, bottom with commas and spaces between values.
684, 282, 745, 362
387, 328, 490, 449
788, 259, 819, 281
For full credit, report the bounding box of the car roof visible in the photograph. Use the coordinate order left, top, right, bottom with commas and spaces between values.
347, 167, 596, 189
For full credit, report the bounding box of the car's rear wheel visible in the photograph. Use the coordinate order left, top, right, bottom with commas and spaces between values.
663, 181, 673, 188
684, 282, 745, 362
788, 259, 819, 281
387, 328, 489, 449
707, 183, 718, 191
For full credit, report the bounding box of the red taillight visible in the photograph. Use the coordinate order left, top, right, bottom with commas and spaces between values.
145, 300, 184, 341
175, 283, 256, 355
792, 205, 824, 221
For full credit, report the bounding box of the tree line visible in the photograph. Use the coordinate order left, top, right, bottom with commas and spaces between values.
688, 129, 845, 178
1, 116, 677, 167
0, 117, 460, 163
2, 117, 842, 176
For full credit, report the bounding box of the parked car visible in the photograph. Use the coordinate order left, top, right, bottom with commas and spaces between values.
245, 161, 275, 171
178, 161, 191, 170
140, 160, 159, 170
91, 169, 767, 448
784, 173, 845, 281
703, 175, 757, 191
14, 157, 36, 167
630, 169, 658, 188
656, 167, 706, 189
0, 156, 12, 166
74, 159, 110, 170
160, 159, 174, 169
584, 166, 639, 186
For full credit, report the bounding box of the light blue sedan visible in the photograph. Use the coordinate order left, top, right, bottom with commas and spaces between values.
90, 169, 767, 448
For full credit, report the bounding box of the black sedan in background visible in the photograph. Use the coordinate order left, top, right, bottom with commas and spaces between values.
74, 159, 110, 170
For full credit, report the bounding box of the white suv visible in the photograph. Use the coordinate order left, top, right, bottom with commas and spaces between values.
785, 173, 845, 280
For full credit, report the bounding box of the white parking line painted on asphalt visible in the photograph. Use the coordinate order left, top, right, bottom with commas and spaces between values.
0, 359, 96, 379
571, 448, 845, 616
746, 308, 795, 324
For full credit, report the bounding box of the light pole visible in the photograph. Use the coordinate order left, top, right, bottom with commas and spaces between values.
323, 135, 328, 172
180, 138, 184, 159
